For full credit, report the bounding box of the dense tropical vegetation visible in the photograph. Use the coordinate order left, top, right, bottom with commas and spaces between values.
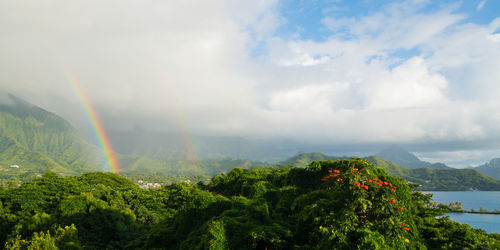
1, 159, 499, 249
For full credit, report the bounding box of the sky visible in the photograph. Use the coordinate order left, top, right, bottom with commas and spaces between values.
0, 0, 499, 166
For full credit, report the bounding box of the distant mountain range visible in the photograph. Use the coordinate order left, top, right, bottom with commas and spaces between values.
0, 95, 269, 176
475, 158, 500, 180
107, 129, 298, 163
375, 146, 500, 181
376, 146, 452, 169
280, 152, 500, 190
2, 94, 500, 190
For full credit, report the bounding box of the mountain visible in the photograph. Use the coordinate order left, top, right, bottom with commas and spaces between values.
107, 129, 299, 163
363, 155, 411, 177
475, 158, 500, 180
376, 147, 500, 181
0, 94, 103, 175
0, 95, 271, 177
279, 152, 500, 190
376, 146, 452, 169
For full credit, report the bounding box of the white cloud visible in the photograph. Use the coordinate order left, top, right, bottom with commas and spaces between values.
362, 57, 448, 111
416, 149, 500, 168
477, 0, 486, 11
1, 0, 500, 164
0, 0, 273, 133
489, 33, 500, 42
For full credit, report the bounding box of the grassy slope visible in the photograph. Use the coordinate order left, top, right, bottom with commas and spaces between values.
0, 96, 103, 174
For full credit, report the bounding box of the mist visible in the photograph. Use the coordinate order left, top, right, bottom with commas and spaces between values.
1, 0, 500, 165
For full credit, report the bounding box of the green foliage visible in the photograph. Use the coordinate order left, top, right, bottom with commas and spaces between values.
4, 224, 81, 250
0, 95, 103, 177
1, 160, 500, 249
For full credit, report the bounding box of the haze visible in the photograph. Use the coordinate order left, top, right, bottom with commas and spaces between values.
1, 0, 499, 166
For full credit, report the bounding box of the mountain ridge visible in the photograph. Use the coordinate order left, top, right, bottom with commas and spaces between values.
0, 94, 103, 174
279, 152, 500, 190
376, 146, 452, 169
475, 158, 500, 180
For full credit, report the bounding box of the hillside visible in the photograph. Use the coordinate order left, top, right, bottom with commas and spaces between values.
407, 167, 500, 191
376, 146, 452, 169
475, 158, 500, 180
0, 95, 270, 179
0, 94, 103, 175
363, 155, 411, 177
280, 152, 500, 191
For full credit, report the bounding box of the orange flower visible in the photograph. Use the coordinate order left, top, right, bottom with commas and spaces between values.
400, 223, 405, 226
337, 178, 342, 182
403, 227, 410, 231
362, 185, 368, 190
328, 169, 333, 173
367, 180, 372, 183
353, 182, 361, 186
398, 206, 404, 210
384, 181, 388, 185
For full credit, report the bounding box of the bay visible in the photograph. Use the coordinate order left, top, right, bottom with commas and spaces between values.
423, 191, 500, 233
445, 213, 500, 233
424, 191, 500, 211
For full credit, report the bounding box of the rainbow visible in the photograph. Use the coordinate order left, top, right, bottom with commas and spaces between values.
65, 72, 121, 174
159, 72, 199, 165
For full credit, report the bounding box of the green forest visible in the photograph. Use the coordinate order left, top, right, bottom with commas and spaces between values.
1, 159, 499, 249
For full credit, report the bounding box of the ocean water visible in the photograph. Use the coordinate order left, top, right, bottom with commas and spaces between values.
423, 191, 500, 233
445, 213, 500, 233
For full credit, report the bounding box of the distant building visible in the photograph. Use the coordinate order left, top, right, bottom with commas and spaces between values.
138, 182, 163, 189
9, 165, 19, 168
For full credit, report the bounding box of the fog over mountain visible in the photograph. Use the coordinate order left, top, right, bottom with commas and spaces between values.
1, 0, 500, 166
